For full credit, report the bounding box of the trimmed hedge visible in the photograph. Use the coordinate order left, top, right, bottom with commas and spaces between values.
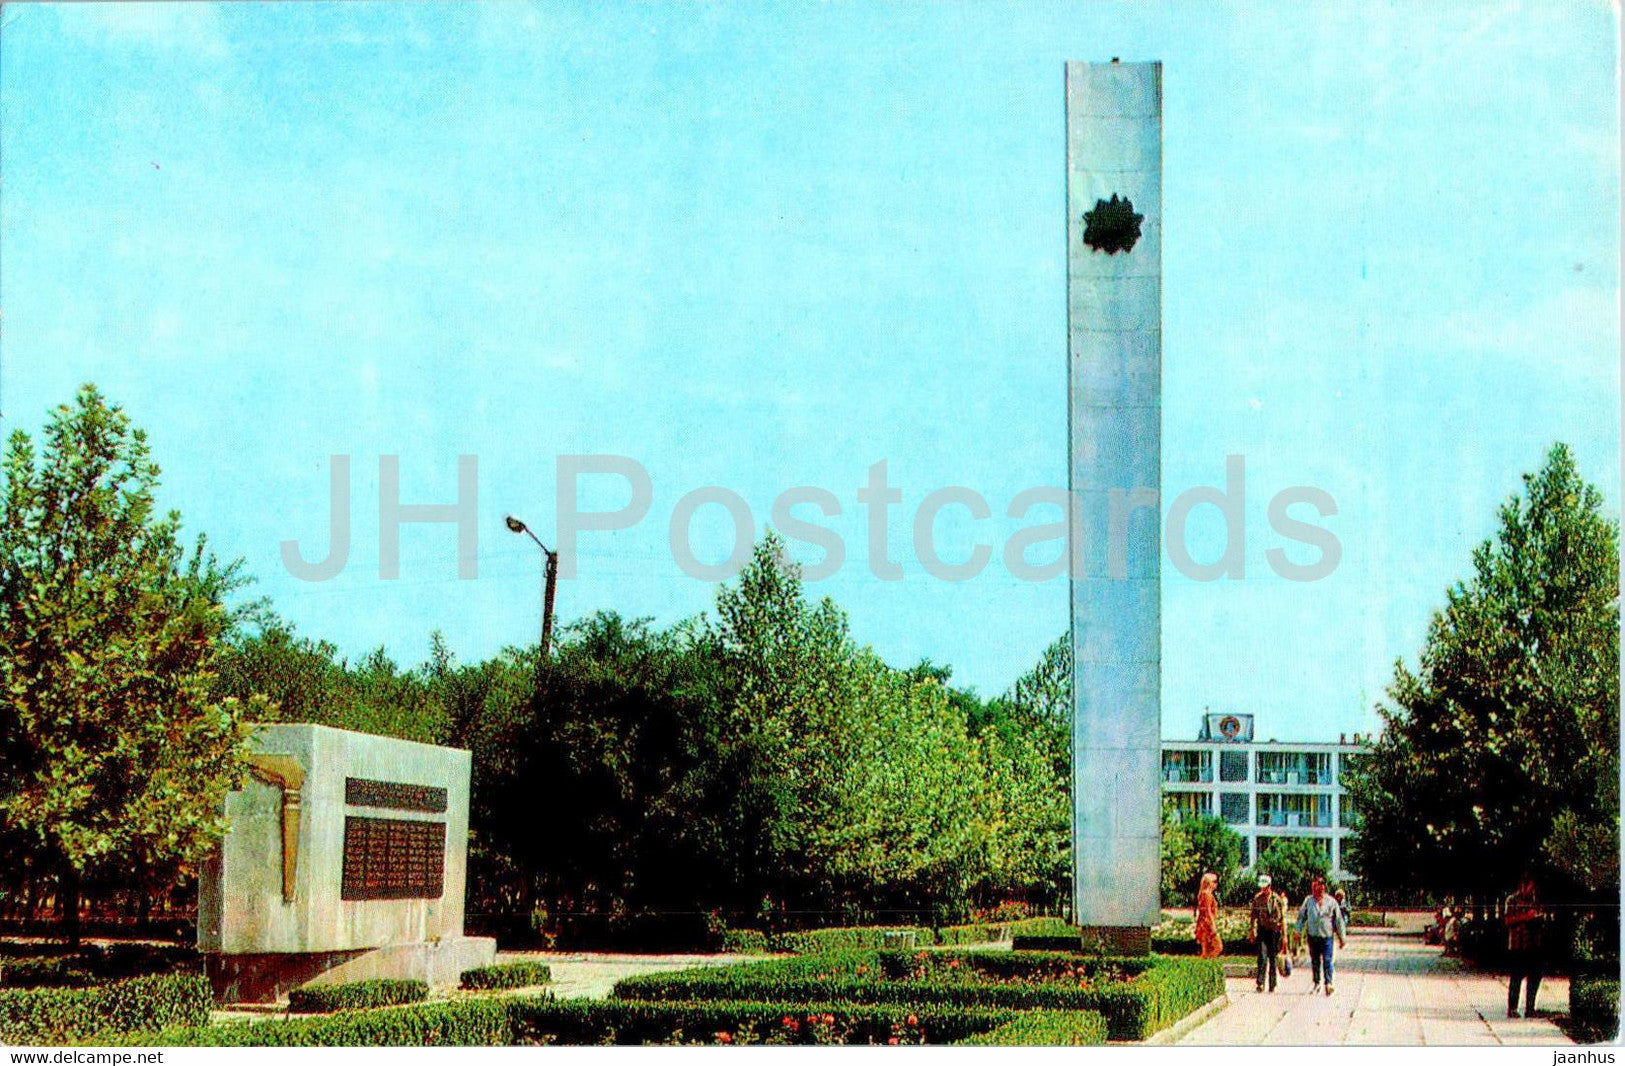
721, 917, 1074, 954
115, 996, 1024, 1047
287, 978, 428, 1013
954, 1009, 1110, 1046
460, 961, 552, 990
0, 973, 212, 1045
612, 949, 1223, 1041
1569, 975, 1620, 1043
117, 998, 513, 1047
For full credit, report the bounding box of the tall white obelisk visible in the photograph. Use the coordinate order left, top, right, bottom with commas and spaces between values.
1066, 59, 1162, 952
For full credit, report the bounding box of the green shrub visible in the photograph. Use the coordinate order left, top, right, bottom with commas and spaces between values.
460, 961, 552, 991
934, 917, 1075, 946
0, 973, 212, 1044
954, 1009, 1109, 1046
1349, 910, 1396, 928
1569, 975, 1620, 1043
0, 944, 199, 990
720, 929, 772, 953
287, 978, 428, 1013
612, 950, 1222, 1041
768, 927, 933, 954
0, 956, 91, 989
117, 998, 513, 1047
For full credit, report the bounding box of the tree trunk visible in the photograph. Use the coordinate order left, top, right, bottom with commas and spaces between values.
60, 867, 82, 948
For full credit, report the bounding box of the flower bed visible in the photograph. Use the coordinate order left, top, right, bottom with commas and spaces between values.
508, 998, 1023, 1045
612, 949, 1222, 1041
111, 996, 1045, 1047
1149, 913, 1253, 956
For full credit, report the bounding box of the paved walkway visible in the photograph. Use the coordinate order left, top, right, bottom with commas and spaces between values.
1179, 929, 1573, 1045
496, 951, 759, 1000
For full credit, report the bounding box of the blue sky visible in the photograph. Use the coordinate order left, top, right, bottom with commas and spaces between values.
2, 1, 1618, 741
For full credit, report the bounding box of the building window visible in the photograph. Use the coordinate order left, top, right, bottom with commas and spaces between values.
1256, 751, 1333, 785
1339, 797, 1358, 828
1167, 791, 1209, 821
1256, 792, 1332, 828
1220, 792, 1248, 825
1220, 750, 1248, 783
1162, 749, 1212, 784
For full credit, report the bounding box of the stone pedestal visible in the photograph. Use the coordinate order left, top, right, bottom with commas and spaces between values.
206, 937, 497, 1004
1079, 926, 1152, 955
199, 724, 495, 1002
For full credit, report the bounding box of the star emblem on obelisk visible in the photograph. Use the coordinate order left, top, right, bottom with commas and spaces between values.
1082, 194, 1143, 255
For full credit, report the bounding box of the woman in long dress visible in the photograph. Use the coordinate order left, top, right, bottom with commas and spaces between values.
1195, 871, 1223, 959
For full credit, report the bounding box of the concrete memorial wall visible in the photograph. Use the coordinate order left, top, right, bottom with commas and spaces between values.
198, 723, 495, 1002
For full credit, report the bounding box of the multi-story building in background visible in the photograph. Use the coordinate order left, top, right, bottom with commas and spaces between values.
1160, 713, 1372, 881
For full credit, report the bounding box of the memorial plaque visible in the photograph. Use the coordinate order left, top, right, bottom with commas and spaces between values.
345, 776, 448, 813
341, 816, 446, 901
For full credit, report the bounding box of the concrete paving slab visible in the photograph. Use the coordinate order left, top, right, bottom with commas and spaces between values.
1178, 929, 1573, 1045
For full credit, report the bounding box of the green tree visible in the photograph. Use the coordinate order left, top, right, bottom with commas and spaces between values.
1255, 838, 1334, 901
215, 619, 446, 743
1159, 801, 1201, 904
0, 385, 261, 942
1177, 814, 1247, 904
491, 612, 736, 925
975, 721, 1070, 906
1345, 444, 1619, 911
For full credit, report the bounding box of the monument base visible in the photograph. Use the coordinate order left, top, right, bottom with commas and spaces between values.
1078, 925, 1151, 955
207, 935, 497, 1004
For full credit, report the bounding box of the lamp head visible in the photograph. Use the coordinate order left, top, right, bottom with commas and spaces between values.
505, 515, 527, 535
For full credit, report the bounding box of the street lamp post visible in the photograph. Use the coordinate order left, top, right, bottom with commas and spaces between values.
505, 515, 558, 659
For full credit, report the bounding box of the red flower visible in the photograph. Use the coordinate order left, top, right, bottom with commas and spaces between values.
948, 959, 961, 969
905, 1014, 918, 1027
716, 1032, 732, 1044
782, 1016, 795, 1028
822, 1014, 836, 1026
887, 1037, 900, 1046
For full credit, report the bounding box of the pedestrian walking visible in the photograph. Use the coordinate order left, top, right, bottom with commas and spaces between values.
1195, 871, 1223, 959
1505, 873, 1546, 1018
1296, 877, 1347, 995
1248, 874, 1288, 993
